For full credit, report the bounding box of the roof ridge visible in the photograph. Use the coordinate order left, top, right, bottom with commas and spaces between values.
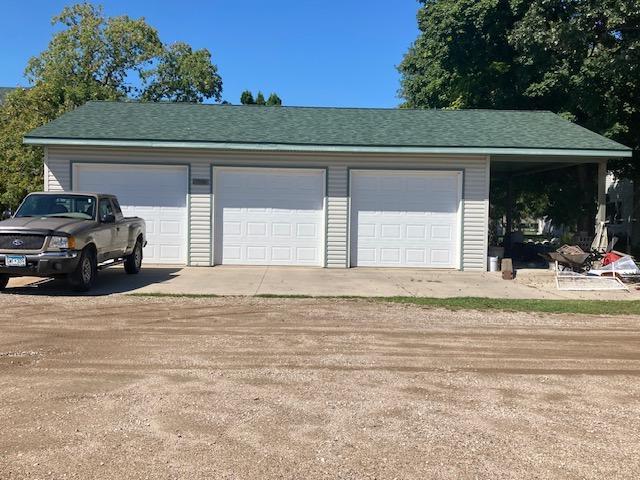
83, 100, 554, 114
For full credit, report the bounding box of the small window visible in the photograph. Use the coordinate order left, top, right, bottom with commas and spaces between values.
99, 199, 114, 221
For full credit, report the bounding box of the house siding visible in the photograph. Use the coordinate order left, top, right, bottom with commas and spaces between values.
326, 165, 349, 267
45, 146, 490, 271
189, 163, 212, 266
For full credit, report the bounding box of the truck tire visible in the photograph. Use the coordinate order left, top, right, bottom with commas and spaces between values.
124, 239, 143, 274
68, 248, 97, 292
0, 275, 8, 291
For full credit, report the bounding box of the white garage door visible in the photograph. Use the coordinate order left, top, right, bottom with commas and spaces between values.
350, 170, 462, 268
214, 168, 325, 266
73, 163, 188, 264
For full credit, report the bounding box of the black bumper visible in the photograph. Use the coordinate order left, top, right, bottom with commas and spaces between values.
0, 251, 81, 277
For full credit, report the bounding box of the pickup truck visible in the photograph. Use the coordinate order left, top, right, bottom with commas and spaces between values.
0, 192, 146, 292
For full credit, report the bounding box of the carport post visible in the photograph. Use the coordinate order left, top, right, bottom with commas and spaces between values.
596, 159, 607, 230
504, 174, 514, 255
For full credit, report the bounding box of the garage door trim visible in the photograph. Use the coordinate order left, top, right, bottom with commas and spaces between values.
211, 166, 328, 266
71, 161, 191, 264
348, 168, 464, 269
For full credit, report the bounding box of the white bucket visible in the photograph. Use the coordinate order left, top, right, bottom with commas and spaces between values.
488, 256, 500, 272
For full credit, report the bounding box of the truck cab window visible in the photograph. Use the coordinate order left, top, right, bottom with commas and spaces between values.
99, 199, 114, 221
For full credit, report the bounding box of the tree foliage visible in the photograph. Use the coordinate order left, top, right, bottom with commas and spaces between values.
0, 3, 223, 210
140, 42, 222, 102
399, 0, 640, 231
266, 93, 282, 106
239, 90, 282, 106
240, 90, 255, 105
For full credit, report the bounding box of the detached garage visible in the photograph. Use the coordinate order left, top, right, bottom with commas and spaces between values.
24, 101, 632, 270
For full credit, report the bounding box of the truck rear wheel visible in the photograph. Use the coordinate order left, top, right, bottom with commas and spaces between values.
0, 275, 8, 291
124, 239, 143, 274
68, 248, 97, 292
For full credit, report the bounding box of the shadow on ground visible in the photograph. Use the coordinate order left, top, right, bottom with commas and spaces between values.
2, 267, 182, 296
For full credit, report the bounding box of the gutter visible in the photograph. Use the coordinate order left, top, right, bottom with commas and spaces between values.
23, 137, 633, 158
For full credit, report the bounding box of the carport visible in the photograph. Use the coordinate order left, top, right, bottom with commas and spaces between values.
490, 154, 610, 262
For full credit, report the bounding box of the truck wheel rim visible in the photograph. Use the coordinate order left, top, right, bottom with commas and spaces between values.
82, 258, 92, 283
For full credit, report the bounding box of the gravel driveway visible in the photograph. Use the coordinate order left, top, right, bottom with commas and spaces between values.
1, 295, 639, 479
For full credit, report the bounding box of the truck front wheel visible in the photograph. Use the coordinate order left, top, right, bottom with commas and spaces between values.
0, 275, 8, 291
124, 239, 143, 274
68, 248, 97, 292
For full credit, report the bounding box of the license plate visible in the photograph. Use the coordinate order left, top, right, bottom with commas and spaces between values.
5, 255, 27, 267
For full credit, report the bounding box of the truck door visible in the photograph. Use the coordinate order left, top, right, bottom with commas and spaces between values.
110, 198, 129, 255
96, 198, 116, 262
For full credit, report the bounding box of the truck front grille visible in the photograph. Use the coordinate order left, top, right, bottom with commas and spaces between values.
0, 234, 46, 250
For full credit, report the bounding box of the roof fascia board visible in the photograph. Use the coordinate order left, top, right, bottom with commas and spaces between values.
23, 137, 633, 158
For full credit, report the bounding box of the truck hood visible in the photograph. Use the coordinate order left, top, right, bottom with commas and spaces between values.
0, 216, 93, 235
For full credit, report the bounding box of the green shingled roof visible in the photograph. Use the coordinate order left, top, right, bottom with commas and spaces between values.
24, 101, 631, 154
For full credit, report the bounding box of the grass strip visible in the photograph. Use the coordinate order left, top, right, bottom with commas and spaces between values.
383, 296, 640, 315
128, 292, 640, 315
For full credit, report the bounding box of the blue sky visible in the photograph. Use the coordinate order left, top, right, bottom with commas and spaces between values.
0, 1, 420, 107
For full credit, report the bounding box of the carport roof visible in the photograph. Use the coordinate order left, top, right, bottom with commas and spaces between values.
24, 101, 632, 157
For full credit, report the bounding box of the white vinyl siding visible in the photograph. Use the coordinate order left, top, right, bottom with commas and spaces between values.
326, 165, 349, 268
45, 147, 491, 270
189, 163, 212, 266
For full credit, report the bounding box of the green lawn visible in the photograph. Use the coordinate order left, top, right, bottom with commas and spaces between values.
383, 297, 640, 315
129, 292, 640, 316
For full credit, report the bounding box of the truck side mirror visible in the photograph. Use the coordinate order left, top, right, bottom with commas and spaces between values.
1, 209, 12, 220
101, 213, 116, 223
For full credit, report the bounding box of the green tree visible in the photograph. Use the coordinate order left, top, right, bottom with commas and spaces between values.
140, 42, 222, 102
0, 3, 223, 210
266, 93, 282, 106
25, 3, 162, 107
240, 90, 255, 105
399, 0, 521, 110
240, 90, 283, 106
0, 88, 50, 209
399, 0, 640, 237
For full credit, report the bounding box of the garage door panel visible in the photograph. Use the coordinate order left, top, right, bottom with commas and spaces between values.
272, 223, 292, 237
406, 249, 426, 264
407, 225, 427, 239
351, 170, 461, 268
73, 163, 188, 265
214, 168, 325, 266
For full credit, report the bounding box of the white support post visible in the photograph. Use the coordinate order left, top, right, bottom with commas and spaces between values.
596, 159, 607, 230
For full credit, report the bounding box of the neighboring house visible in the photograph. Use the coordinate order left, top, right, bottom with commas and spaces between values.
23, 101, 632, 270
607, 173, 634, 239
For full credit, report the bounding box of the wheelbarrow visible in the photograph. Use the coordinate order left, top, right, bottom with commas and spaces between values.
539, 245, 597, 272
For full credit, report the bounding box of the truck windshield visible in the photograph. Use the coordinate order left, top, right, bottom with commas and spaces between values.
15, 194, 96, 220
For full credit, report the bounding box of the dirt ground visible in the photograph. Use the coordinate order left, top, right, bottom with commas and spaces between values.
1, 295, 639, 479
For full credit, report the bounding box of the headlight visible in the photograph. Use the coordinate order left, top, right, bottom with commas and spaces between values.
49, 236, 75, 249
